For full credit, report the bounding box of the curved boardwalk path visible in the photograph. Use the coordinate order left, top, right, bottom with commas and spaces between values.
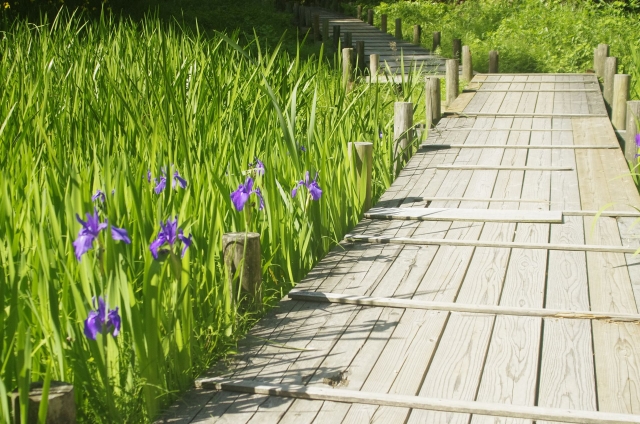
157, 38, 640, 424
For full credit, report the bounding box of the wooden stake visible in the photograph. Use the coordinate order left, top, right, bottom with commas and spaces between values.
603, 56, 617, 109
425, 76, 441, 128
452, 38, 461, 59
445, 59, 459, 107
222, 232, 262, 305
356, 41, 365, 74
344, 31, 352, 49
332, 25, 340, 49
488, 50, 499, 73
367, 9, 373, 26
322, 18, 329, 43
348, 142, 373, 211
342, 48, 354, 89
357, 4, 362, 20
381, 14, 387, 33
612, 74, 630, 130
312, 14, 320, 42
462, 45, 473, 82
395, 18, 402, 39
369, 54, 379, 80
413, 25, 421, 45
394, 102, 414, 163
432, 31, 441, 51
625, 101, 640, 162
595, 43, 609, 77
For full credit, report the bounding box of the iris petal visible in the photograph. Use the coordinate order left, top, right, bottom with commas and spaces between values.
111, 226, 131, 244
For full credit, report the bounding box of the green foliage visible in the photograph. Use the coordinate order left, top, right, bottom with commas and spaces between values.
0, 10, 421, 423
374, 0, 640, 99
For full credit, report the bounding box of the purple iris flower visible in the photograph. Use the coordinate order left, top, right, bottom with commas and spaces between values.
149, 216, 193, 259
230, 176, 265, 211
91, 190, 106, 203
253, 158, 265, 176
73, 209, 131, 261
147, 170, 152, 183
292, 171, 323, 201
84, 296, 121, 340
636, 133, 640, 148
172, 171, 188, 189
154, 172, 167, 194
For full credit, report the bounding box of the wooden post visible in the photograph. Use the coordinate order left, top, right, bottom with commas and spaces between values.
333, 25, 340, 49
381, 14, 387, 33
612, 74, 630, 130
306, 8, 312, 28
293, 2, 299, 25
603, 56, 617, 110
595, 43, 609, 78
489, 50, 499, 73
413, 25, 421, 45
425, 76, 441, 129
322, 18, 329, 43
446, 59, 459, 107
348, 142, 373, 211
344, 32, 352, 49
452, 38, 461, 59
462, 45, 473, 82
395, 18, 402, 40
11, 382, 76, 424
432, 31, 441, 52
367, 9, 373, 26
356, 41, 365, 75
369, 54, 379, 80
313, 14, 320, 42
625, 101, 640, 162
222, 232, 262, 304
394, 102, 414, 164
342, 48, 355, 89
357, 5, 362, 20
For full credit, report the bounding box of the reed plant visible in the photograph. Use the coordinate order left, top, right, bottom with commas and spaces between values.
0, 11, 422, 423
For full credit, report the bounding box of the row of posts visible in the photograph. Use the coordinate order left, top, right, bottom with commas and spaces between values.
593, 43, 640, 162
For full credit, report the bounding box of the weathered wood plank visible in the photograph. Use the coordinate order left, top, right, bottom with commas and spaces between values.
365, 207, 563, 222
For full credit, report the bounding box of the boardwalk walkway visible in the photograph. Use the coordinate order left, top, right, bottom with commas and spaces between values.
158, 71, 640, 423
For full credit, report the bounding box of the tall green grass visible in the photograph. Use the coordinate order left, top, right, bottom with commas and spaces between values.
0, 11, 422, 423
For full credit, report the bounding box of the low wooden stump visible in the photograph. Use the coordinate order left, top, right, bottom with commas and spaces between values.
222, 232, 262, 306
11, 381, 76, 424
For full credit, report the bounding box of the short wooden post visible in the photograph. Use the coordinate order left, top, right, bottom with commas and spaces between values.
462, 45, 473, 82
356, 41, 365, 75
452, 38, 461, 59
395, 18, 402, 39
489, 50, 499, 73
333, 25, 341, 49
342, 47, 355, 88
222, 232, 262, 305
357, 5, 362, 20
381, 14, 387, 33
348, 142, 373, 211
344, 31, 352, 49
394, 102, 414, 163
603, 56, 617, 110
313, 14, 320, 42
367, 9, 374, 26
369, 54, 379, 80
625, 101, 640, 162
11, 382, 76, 424
432, 31, 441, 52
413, 25, 421, 45
322, 18, 329, 43
595, 43, 609, 78
612, 74, 630, 130
425, 76, 441, 129
446, 59, 459, 107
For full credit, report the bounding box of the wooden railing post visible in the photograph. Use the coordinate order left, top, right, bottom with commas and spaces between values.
342, 47, 355, 89
367, 9, 374, 26
356, 41, 365, 75
432, 31, 441, 52
452, 38, 461, 60
369, 54, 379, 81
322, 18, 329, 43
11, 382, 76, 424
333, 25, 341, 49
603, 56, 617, 111
357, 5, 362, 20
612, 74, 630, 130
489, 50, 499, 73
344, 32, 352, 49
348, 142, 373, 211
395, 18, 402, 40
425, 76, 441, 129
594, 43, 609, 78
293, 2, 300, 25
394, 102, 414, 164
462, 45, 473, 82
223, 232, 262, 306
446, 59, 459, 107
381, 14, 387, 33
413, 25, 421, 45
625, 101, 640, 162
313, 14, 320, 42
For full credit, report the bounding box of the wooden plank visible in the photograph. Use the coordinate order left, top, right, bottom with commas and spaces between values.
472, 89, 600, 92
423, 197, 549, 204
288, 291, 640, 322
196, 380, 640, 424
364, 207, 563, 223
454, 112, 608, 117
422, 144, 616, 149
436, 165, 573, 171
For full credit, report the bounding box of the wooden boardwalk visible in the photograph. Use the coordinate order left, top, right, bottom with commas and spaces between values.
157, 72, 640, 423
